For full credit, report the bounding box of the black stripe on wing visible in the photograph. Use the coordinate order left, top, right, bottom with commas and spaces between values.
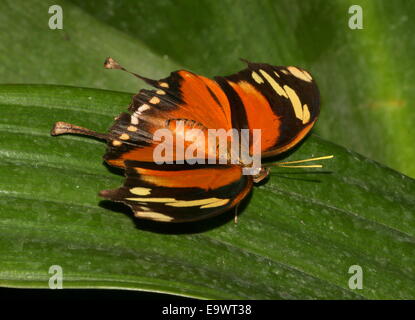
224, 60, 320, 148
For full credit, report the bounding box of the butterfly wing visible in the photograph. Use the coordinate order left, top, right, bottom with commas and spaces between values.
100, 161, 252, 222
104, 70, 234, 168
218, 61, 320, 157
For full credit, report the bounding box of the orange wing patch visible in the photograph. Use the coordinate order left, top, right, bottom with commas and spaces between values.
134, 165, 243, 191
172, 71, 232, 130
227, 80, 280, 153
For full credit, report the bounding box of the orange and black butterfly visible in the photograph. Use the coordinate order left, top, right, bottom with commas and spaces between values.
51, 58, 327, 222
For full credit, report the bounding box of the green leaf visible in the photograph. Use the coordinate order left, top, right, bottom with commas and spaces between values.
1, 0, 414, 177
1, 84, 414, 299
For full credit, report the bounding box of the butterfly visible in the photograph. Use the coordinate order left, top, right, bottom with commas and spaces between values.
51, 58, 329, 222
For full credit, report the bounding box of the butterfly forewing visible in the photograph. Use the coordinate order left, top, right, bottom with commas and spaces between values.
221, 62, 320, 157
104, 70, 235, 168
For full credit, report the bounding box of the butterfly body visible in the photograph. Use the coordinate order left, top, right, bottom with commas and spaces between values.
51, 58, 320, 222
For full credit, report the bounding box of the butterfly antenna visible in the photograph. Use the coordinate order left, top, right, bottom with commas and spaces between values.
264, 155, 334, 169
104, 57, 157, 86
51, 121, 108, 141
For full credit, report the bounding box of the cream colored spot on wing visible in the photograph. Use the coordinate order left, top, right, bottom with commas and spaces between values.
119, 133, 130, 140
130, 187, 152, 196
126, 197, 176, 203
138, 104, 150, 113
164, 198, 229, 208
259, 69, 288, 98
126, 196, 229, 209
274, 71, 280, 78
149, 96, 160, 104
283, 85, 303, 120
200, 199, 230, 209
159, 82, 169, 88
156, 89, 166, 95
134, 211, 173, 222
302, 104, 311, 124
302, 70, 313, 81
112, 140, 122, 146
166, 198, 217, 207
131, 115, 139, 125
127, 125, 137, 132
281, 69, 289, 75
287, 66, 312, 82
251, 71, 264, 84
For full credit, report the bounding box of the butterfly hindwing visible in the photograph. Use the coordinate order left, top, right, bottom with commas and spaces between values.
100, 161, 253, 222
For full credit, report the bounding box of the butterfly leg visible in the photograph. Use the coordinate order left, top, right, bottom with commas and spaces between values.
253, 167, 270, 183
